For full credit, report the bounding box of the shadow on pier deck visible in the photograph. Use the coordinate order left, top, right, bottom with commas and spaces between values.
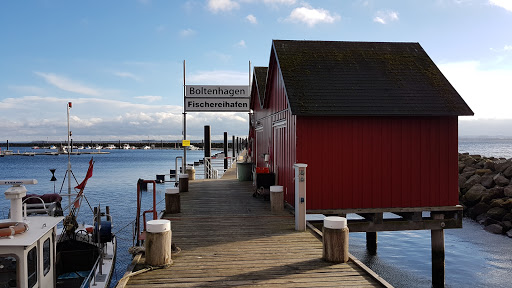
119, 167, 391, 287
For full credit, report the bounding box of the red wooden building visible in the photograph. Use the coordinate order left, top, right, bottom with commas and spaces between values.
249, 40, 473, 212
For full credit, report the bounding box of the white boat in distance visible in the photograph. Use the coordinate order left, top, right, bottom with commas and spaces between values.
122, 144, 131, 150
189, 144, 200, 150
142, 145, 151, 150
105, 144, 116, 150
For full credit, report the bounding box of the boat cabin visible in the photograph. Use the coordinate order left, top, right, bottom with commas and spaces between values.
0, 180, 63, 288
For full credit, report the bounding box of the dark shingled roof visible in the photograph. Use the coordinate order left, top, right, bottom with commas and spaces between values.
272, 40, 474, 116
253, 66, 268, 108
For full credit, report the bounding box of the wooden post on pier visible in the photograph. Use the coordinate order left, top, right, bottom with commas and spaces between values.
323, 216, 349, 263
270, 186, 284, 212
232, 135, 235, 159
179, 174, 189, 192
145, 220, 173, 267
224, 132, 228, 170
431, 213, 445, 288
165, 188, 180, 214
366, 232, 377, 255
204, 126, 211, 179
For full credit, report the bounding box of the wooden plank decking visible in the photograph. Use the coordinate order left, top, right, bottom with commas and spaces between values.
121, 167, 389, 288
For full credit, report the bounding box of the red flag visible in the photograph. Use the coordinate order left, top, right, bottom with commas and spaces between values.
75, 158, 94, 190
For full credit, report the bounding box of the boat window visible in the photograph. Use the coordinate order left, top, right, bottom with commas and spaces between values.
43, 237, 51, 276
27, 247, 37, 288
0, 255, 17, 287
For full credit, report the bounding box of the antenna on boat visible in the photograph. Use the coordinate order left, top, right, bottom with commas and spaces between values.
67, 102, 72, 210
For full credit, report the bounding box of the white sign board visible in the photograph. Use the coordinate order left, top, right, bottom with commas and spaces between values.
185, 85, 249, 98
184, 85, 250, 112
185, 97, 250, 112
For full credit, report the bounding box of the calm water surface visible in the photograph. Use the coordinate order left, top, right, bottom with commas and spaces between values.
1, 141, 512, 287
0, 148, 206, 287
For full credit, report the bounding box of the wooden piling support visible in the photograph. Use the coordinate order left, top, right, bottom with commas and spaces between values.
431, 213, 445, 288
366, 232, 377, 255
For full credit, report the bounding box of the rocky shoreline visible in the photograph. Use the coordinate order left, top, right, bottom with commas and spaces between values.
459, 153, 512, 237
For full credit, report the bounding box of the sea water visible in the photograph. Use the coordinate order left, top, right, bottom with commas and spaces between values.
0, 148, 207, 287
0, 140, 511, 287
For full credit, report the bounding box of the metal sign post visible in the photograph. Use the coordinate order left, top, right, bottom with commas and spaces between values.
183, 61, 187, 173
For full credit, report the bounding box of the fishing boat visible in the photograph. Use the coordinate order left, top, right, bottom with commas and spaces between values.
0, 161, 116, 287
122, 144, 131, 150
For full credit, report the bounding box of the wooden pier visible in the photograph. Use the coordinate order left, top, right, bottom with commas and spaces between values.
119, 167, 391, 287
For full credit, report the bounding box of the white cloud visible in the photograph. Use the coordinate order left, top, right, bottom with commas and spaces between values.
263, 0, 296, 5
8, 85, 46, 95
113, 71, 142, 82
34, 72, 100, 96
286, 5, 340, 27
236, 40, 247, 48
0, 95, 249, 141
439, 61, 512, 119
134, 95, 162, 102
207, 0, 240, 13
246, 14, 258, 24
180, 28, 196, 36
489, 0, 512, 12
187, 70, 248, 84
373, 10, 399, 24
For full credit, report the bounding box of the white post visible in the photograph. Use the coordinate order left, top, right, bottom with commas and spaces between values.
294, 163, 307, 231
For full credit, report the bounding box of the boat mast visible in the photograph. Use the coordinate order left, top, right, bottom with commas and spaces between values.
67, 102, 72, 210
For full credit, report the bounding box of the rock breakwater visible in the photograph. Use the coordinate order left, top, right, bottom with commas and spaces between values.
459, 153, 512, 237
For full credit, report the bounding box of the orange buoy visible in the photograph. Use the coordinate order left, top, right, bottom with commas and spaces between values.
0, 222, 28, 238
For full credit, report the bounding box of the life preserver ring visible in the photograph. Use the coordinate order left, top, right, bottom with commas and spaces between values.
0, 222, 28, 238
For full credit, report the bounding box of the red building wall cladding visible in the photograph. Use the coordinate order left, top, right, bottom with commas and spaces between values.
252, 62, 298, 200
294, 116, 459, 210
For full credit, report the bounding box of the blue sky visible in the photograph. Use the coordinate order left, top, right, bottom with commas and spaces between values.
1, 0, 512, 142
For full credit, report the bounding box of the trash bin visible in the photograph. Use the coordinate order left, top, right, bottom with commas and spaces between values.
237, 162, 253, 181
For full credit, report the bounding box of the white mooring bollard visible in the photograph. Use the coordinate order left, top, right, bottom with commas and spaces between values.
145, 219, 172, 266
323, 216, 349, 263
165, 188, 180, 214
179, 174, 189, 192
270, 185, 284, 212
